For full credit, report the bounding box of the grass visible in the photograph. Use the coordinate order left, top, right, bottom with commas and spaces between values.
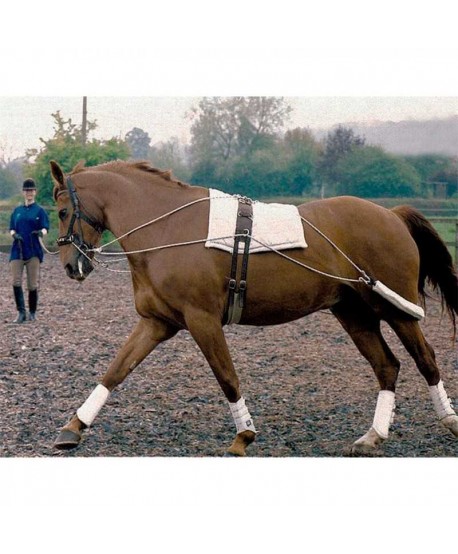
430, 220, 457, 264
431, 220, 456, 243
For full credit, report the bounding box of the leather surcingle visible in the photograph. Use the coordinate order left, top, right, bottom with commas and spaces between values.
224, 197, 253, 325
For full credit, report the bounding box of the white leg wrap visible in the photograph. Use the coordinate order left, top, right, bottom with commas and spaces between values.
76, 384, 110, 427
429, 380, 455, 420
372, 390, 395, 439
229, 397, 257, 434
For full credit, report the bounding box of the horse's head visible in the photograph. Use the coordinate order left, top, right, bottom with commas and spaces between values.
50, 160, 105, 281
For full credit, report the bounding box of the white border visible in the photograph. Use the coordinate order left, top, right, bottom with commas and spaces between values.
1, 2, 457, 550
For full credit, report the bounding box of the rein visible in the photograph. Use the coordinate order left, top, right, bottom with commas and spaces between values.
52, 179, 372, 284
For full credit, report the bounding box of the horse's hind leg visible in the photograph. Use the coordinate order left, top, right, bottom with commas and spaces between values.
332, 298, 401, 455
54, 316, 177, 450
185, 308, 256, 456
389, 319, 458, 437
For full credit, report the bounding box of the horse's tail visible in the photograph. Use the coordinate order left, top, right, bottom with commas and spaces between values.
391, 205, 457, 331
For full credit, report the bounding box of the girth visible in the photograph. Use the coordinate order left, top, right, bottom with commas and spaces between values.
224, 197, 253, 325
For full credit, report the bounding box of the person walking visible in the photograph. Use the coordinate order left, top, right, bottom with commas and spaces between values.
9, 178, 50, 323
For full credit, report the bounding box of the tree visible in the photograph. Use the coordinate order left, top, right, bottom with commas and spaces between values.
125, 127, 151, 159
4, 158, 25, 185
0, 147, 24, 199
336, 146, 421, 198
318, 125, 366, 195
0, 166, 17, 199
283, 128, 322, 196
149, 137, 191, 182
235, 97, 293, 154
47, 110, 98, 144
404, 154, 457, 197
219, 130, 321, 199
404, 154, 452, 181
223, 141, 289, 198
189, 97, 242, 166
189, 97, 292, 178
429, 160, 458, 198
26, 111, 130, 203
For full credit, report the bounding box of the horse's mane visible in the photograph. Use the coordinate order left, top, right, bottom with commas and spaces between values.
70, 160, 187, 187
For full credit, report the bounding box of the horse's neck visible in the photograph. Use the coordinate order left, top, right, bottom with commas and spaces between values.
100, 177, 207, 245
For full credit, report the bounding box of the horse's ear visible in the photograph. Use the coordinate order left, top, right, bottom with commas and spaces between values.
50, 160, 66, 201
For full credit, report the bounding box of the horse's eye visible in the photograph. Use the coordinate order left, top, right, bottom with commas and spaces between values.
59, 208, 68, 220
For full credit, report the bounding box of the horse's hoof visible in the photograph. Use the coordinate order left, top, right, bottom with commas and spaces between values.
54, 429, 82, 450
226, 430, 256, 457
349, 427, 385, 456
224, 451, 244, 458
441, 415, 458, 437
347, 443, 382, 457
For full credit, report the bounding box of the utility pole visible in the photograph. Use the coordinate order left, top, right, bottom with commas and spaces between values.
82, 96, 87, 146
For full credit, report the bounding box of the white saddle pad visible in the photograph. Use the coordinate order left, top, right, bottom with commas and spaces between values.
205, 188, 307, 254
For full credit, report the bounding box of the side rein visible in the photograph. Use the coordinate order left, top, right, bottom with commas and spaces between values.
56, 176, 105, 252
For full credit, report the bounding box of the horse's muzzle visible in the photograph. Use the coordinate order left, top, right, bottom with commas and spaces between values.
65, 255, 94, 281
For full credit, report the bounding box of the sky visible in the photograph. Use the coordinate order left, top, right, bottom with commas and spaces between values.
2, 4, 458, 160
1, 95, 457, 160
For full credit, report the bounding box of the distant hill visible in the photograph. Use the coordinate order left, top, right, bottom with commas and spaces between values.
312, 115, 458, 156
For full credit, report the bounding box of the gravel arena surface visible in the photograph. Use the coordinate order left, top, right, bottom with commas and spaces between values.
0, 252, 457, 458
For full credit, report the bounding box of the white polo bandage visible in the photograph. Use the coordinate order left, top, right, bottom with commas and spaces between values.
229, 397, 257, 434
76, 384, 110, 427
429, 380, 455, 420
372, 390, 395, 439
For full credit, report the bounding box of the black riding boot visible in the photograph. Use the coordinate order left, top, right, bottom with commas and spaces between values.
29, 289, 38, 321
13, 286, 26, 324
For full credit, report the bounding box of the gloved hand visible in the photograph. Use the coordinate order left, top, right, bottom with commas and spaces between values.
12, 232, 23, 241
32, 230, 44, 237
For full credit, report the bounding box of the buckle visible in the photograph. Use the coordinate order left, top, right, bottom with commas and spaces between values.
237, 195, 252, 205
56, 235, 72, 246
228, 279, 237, 290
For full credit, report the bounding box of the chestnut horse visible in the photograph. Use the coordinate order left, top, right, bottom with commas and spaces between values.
50, 160, 458, 456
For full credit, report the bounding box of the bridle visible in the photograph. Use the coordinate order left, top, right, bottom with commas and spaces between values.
56, 176, 105, 255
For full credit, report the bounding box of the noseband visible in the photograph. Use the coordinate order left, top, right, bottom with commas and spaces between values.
56, 176, 105, 253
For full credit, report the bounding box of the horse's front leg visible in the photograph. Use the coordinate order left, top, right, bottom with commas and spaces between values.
185, 308, 256, 457
54, 316, 177, 450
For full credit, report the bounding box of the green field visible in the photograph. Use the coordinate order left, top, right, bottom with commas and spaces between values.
430, 220, 457, 264
431, 220, 456, 242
